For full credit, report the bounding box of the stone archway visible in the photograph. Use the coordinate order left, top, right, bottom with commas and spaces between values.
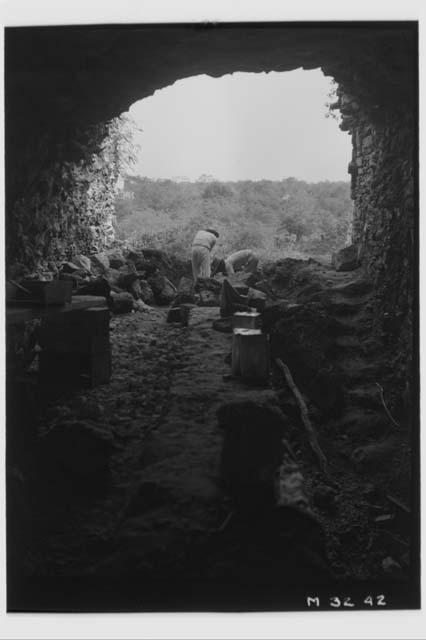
4, 23, 419, 610
5, 21, 417, 375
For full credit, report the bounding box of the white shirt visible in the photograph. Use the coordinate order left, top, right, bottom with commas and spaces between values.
192, 230, 217, 251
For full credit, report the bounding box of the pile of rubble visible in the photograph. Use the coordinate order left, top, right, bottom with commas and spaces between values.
9, 247, 187, 315
7, 243, 362, 321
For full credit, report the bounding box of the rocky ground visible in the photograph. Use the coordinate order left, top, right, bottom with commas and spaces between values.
7, 257, 415, 610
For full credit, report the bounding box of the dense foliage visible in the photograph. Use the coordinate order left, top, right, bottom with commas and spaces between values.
8, 116, 136, 277
114, 176, 353, 262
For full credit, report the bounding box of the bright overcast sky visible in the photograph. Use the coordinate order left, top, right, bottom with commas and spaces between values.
128, 68, 351, 183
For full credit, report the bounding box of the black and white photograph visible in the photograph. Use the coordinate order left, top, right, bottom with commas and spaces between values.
1, 3, 422, 634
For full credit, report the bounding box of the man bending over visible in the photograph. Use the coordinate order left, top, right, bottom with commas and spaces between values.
214, 249, 259, 277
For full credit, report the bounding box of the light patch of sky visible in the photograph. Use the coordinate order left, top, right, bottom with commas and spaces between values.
127, 68, 351, 183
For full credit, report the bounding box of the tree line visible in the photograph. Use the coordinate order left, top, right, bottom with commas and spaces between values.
114, 175, 353, 263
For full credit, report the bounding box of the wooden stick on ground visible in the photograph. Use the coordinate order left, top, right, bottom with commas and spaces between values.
275, 357, 328, 474
375, 382, 400, 428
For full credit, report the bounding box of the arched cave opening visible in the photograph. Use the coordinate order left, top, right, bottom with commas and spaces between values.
114, 68, 353, 267
4, 23, 419, 612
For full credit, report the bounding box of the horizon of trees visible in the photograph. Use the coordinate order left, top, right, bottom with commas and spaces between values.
114, 174, 353, 262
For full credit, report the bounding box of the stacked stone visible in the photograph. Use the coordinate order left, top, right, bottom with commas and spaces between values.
336, 87, 415, 405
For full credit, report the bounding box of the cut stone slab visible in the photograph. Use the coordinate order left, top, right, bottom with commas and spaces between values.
70, 295, 110, 310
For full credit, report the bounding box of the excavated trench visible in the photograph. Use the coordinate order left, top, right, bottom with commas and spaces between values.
7, 256, 414, 611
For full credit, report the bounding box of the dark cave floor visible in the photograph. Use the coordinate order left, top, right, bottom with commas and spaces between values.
7, 262, 417, 611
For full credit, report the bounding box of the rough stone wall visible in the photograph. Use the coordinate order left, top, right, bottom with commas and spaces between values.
5, 119, 129, 278
339, 91, 416, 403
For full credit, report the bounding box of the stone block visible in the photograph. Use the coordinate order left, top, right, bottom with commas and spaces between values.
167, 305, 191, 325
148, 273, 176, 305
75, 276, 111, 299
232, 329, 270, 382
198, 289, 220, 307
139, 279, 155, 305
109, 291, 134, 314
107, 249, 126, 269
104, 267, 121, 289
173, 276, 195, 304
331, 244, 360, 272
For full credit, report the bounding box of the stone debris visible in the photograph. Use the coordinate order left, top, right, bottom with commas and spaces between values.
147, 273, 177, 306
13, 247, 187, 313
331, 244, 360, 272
109, 291, 134, 314
107, 249, 126, 269
167, 305, 192, 326
134, 299, 154, 313
138, 279, 155, 305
